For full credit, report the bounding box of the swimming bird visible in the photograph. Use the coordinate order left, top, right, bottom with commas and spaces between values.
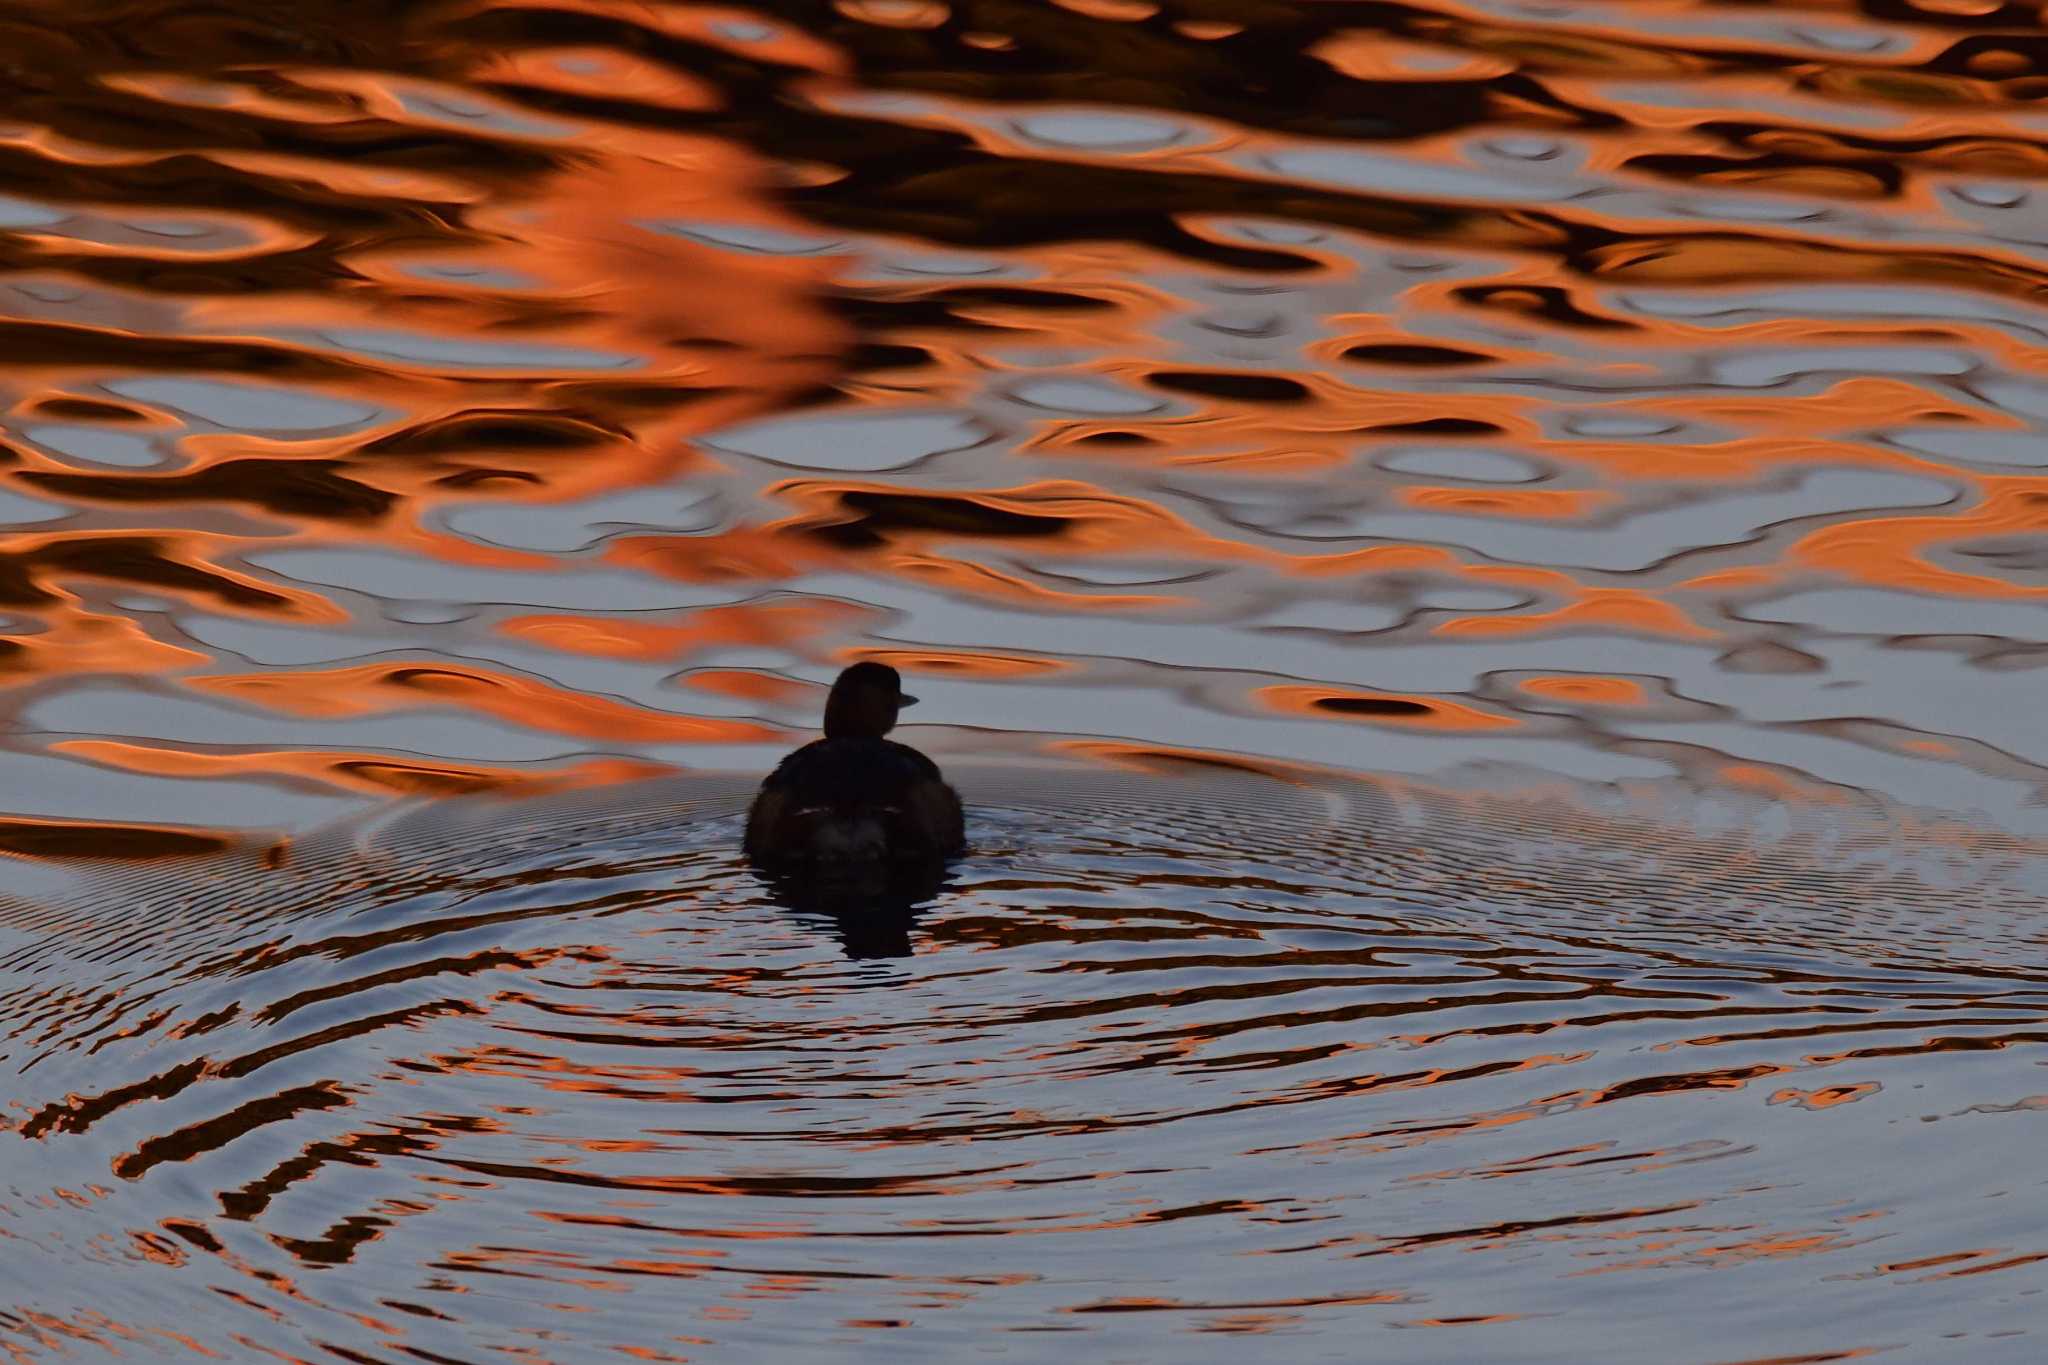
744, 662, 964, 870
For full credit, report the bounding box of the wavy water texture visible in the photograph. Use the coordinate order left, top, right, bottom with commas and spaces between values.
3, 765, 2047, 1361
1, 0, 2047, 1359
0, 0, 2036, 837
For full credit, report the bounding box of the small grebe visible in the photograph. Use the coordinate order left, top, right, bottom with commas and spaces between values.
743, 662, 965, 869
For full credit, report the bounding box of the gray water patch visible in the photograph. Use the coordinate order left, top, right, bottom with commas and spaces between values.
651, 220, 845, 256
1197, 308, 1289, 339
1786, 26, 1892, 53
108, 378, 380, 432
1624, 287, 2048, 344
1420, 587, 1529, 612
1254, 601, 1406, 632
176, 617, 416, 667
859, 670, 1667, 783
0, 488, 70, 525
1718, 641, 1824, 675
1710, 346, 1977, 388
703, 409, 992, 470
797, 570, 1708, 694
1738, 589, 2048, 643
1881, 427, 2046, 468
873, 254, 1019, 278
1741, 636, 2048, 780
1666, 195, 1825, 223
1646, 633, 2048, 817
124, 218, 214, 238
1020, 559, 1214, 586
177, 614, 679, 706
1558, 411, 1685, 438
1973, 378, 2048, 421
26, 686, 586, 764
251, 549, 733, 611
1480, 134, 1568, 162
1012, 112, 1187, 151
401, 262, 539, 289
24, 424, 166, 468
1625, 288, 1867, 321
381, 602, 476, 625
31, 211, 262, 255
1302, 470, 1955, 573
0, 194, 66, 227
7, 280, 84, 305
1950, 184, 2027, 210
395, 90, 577, 140
1925, 536, 2048, 587
803, 560, 1947, 775
308, 329, 637, 371
1590, 80, 1913, 130
1374, 447, 1545, 483
1008, 378, 1166, 415
1457, 0, 1904, 60
1258, 148, 1576, 203
445, 488, 720, 553
1615, 718, 2036, 824
1231, 221, 1328, 245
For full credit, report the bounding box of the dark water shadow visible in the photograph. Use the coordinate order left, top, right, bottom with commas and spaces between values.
754, 855, 957, 959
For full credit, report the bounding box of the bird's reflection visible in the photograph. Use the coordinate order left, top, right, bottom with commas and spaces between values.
759, 855, 953, 958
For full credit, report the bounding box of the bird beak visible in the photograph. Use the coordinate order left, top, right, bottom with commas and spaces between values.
898, 693, 919, 707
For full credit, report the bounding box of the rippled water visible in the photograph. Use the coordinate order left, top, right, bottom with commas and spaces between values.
4, 0, 2048, 1358
9, 764, 2048, 1360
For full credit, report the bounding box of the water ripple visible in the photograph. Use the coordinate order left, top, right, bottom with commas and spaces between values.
3, 0, 2048, 1357
3, 766, 2045, 1358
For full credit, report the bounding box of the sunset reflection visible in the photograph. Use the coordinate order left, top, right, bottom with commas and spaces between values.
2, 0, 2047, 1360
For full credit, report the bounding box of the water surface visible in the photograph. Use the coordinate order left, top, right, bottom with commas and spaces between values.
3, 0, 2047, 1358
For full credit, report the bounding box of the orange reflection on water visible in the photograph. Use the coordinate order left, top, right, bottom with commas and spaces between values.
0, 531, 339, 621
1791, 479, 2048, 599
1714, 764, 1857, 806
187, 663, 784, 744
1310, 30, 1513, 81
1398, 487, 1614, 519
0, 613, 207, 683
1048, 0, 1157, 20
5, 4, 2048, 1360
500, 599, 882, 663
469, 45, 725, 112
51, 739, 670, 797
465, 0, 852, 75
1516, 676, 1649, 707
1052, 740, 1323, 786
677, 669, 820, 704
1434, 591, 1719, 640
1769, 1084, 1881, 1111
606, 526, 845, 587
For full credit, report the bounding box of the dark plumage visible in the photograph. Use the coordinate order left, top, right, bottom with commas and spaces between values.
744, 663, 965, 869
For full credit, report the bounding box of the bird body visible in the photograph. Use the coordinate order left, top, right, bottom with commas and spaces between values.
744, 664, 964, 870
